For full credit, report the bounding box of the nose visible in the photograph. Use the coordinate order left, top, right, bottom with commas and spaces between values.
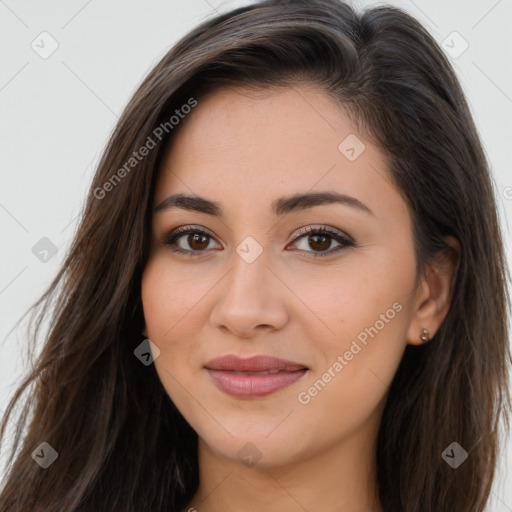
209, 248, 289, 339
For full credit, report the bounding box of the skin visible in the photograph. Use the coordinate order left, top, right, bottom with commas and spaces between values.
141, 85, 459, 512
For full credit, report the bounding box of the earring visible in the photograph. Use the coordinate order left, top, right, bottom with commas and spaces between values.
420, 328, 431, 343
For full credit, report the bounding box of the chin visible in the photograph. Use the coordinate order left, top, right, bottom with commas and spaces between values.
199, 431, 308, 469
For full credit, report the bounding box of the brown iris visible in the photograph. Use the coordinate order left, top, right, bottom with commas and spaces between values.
188, 233, 209, 251
308, 234, 331, 252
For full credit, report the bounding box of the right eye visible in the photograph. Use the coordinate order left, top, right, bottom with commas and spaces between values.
162, 226, 222, 256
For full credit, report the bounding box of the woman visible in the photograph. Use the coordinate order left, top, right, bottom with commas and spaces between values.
0, 0, 510, 510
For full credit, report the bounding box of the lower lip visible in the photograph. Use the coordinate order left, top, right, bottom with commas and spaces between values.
206, 369, 307, 398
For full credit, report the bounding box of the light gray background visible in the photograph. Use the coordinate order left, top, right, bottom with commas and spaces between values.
1, 0, 511, 508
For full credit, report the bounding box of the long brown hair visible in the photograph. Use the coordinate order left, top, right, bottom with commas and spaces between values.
1, 1, 510, 510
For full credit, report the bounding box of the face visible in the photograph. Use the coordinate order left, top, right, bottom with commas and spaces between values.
141, 85, 423, 468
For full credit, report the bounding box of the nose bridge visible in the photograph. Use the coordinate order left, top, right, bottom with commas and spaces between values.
210, 239, 288, 336
224, 241, 270, 304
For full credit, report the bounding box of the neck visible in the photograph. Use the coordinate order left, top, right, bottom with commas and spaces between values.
184, 416, 384, 512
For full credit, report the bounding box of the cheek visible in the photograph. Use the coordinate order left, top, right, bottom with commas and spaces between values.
141, 266, 224, 447
290, 255, 413, 418
141, 256, 214, 389
293, 300, 408, 447
141, 256, 211, 339
285, 253, 409, 348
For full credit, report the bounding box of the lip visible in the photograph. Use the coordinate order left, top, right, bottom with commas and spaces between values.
205, 355, 309, 398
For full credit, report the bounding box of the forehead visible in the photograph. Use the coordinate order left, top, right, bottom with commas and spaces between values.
159, 85, 352, 178
154, 85, 403, 223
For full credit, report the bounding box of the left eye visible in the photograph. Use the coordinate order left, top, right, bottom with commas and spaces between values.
162, 225, 354, 258
288, 226, 354, 257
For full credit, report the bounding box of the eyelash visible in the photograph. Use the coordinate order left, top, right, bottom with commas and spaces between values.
161, 224, 354, 258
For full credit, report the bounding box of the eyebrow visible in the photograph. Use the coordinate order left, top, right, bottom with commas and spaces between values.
154, 191, 374, 217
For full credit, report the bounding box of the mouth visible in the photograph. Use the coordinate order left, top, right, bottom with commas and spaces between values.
204, 354, 309, 398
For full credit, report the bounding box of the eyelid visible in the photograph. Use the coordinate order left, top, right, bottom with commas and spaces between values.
290, 224, 353, 243
168, 224, 216, 239
160, 224, 222, 249
161, 223, 354, 257
163, 224, 352, 243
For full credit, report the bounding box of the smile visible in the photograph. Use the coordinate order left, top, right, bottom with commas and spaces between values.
204, 354, 309, 398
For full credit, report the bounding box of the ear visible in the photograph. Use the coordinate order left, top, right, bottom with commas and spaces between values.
406, 236, 461, 346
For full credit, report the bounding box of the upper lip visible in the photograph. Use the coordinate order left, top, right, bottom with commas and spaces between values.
205, 355, 308, 372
